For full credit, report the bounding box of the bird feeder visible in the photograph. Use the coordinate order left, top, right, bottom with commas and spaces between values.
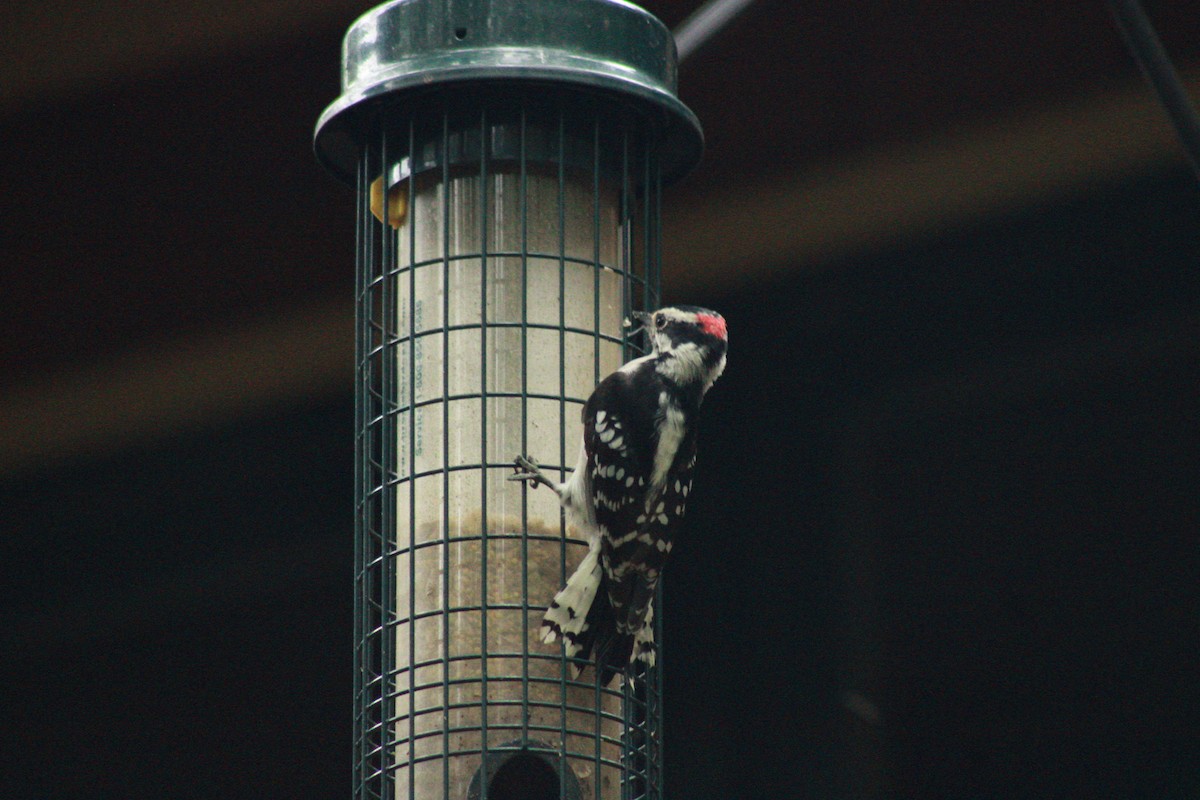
314, 1, 702, 798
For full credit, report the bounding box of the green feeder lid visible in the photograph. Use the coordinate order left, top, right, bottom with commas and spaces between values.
314, 0, 703, 186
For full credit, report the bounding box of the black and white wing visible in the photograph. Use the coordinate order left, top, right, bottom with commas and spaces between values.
577, 364, 695, 681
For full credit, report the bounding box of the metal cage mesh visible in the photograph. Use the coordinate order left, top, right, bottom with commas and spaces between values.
354, 93, 665, 800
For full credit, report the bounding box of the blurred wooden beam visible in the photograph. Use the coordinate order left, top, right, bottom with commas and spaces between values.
2, 69, 1196, 476
664, 70, 1194, 293
0, 300, 353, 478
2, 0, 364, 110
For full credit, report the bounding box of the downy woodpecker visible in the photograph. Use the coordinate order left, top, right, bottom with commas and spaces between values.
510, 305, 728, 684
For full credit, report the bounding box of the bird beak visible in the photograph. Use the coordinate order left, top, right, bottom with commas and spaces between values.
623, 311, 653, 332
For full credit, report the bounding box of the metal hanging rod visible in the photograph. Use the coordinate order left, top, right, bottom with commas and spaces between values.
1105, 0, 1200, 180
674, 0, 757, 65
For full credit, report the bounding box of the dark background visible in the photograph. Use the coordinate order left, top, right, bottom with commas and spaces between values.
3, 2, 1198, 797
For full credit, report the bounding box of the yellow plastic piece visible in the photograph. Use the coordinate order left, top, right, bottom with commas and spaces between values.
369, 177, 408, 228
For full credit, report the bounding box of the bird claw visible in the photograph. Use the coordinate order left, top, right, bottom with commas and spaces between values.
509, 455, 552, 490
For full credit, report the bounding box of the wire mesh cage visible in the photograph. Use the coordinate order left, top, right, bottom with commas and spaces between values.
315, 3, 702, 798
357, 94, 664, 800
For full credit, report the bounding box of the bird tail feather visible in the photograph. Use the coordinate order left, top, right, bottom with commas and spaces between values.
542, 548, 657, 685
540, 547, 602, 658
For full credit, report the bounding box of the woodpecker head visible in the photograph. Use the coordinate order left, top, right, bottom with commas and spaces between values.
627, 305, 728, 392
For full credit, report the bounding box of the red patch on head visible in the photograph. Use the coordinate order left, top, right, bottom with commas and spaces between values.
698, 313, 727, 340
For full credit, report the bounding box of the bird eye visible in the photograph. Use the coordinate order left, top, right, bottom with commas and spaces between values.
655, 314, 667, 330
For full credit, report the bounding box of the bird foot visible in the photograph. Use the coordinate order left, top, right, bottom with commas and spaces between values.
508, 455, 556, 490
